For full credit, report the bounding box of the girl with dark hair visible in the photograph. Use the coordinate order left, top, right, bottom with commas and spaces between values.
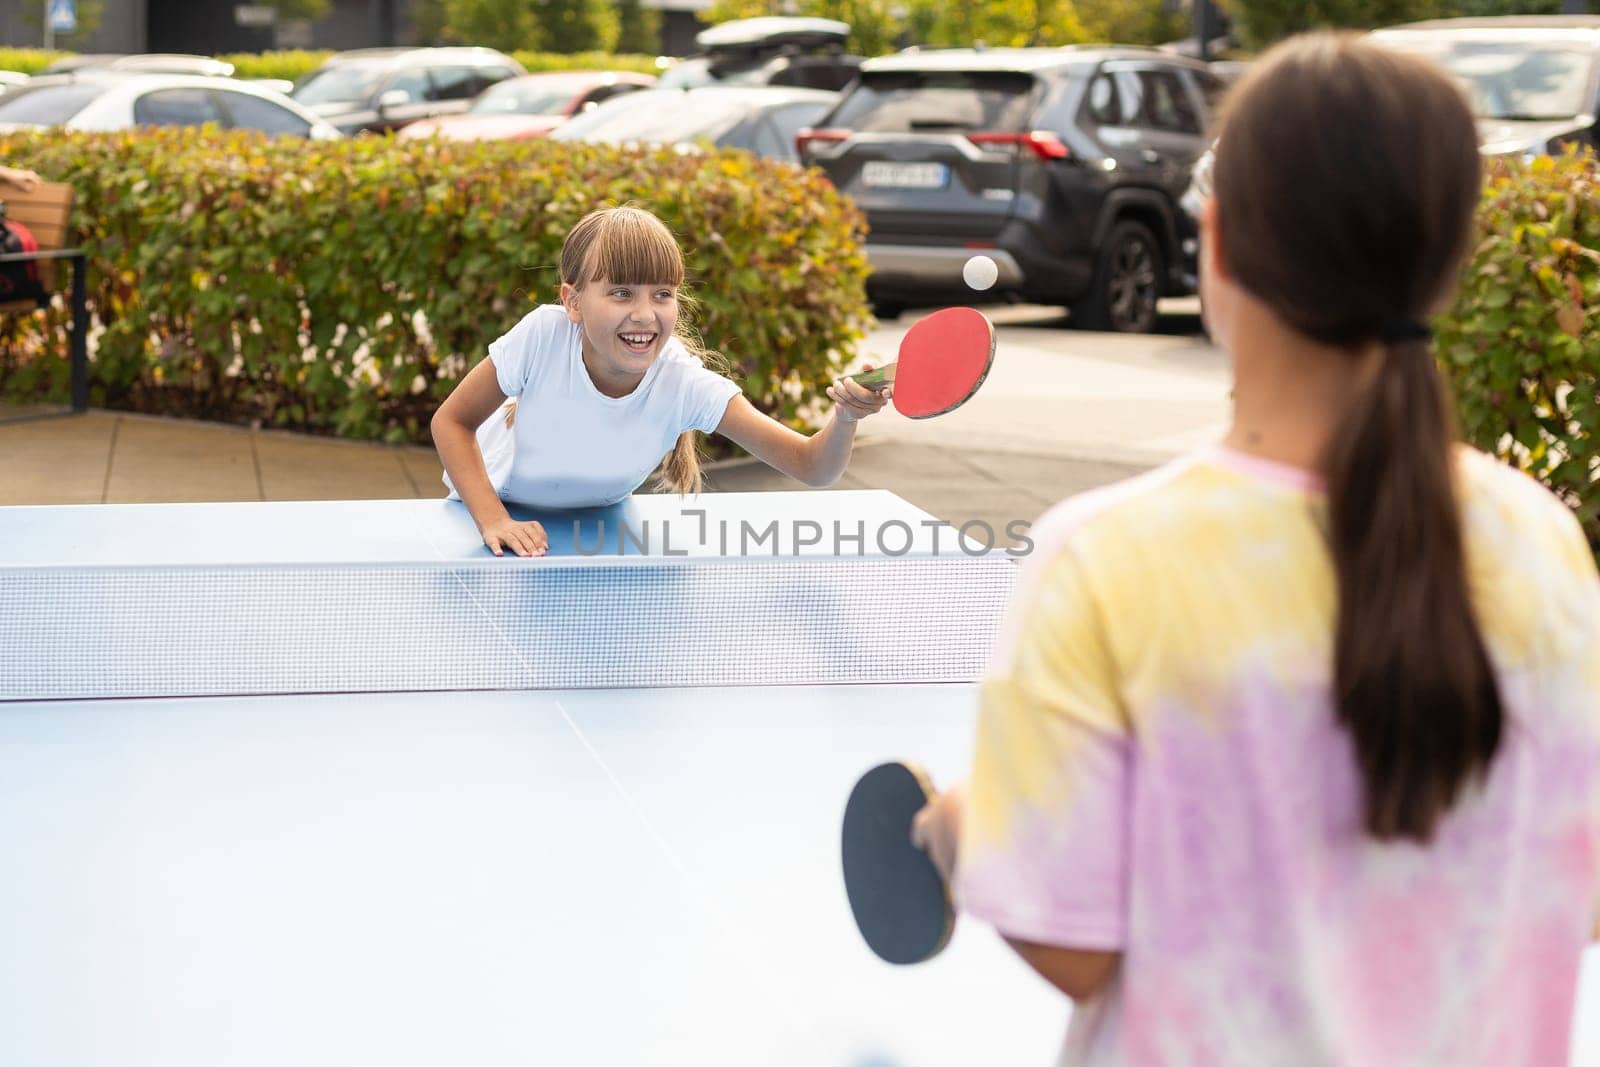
912, 32, 1600, 1064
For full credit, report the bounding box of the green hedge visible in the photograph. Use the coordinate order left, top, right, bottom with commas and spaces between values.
1437, 147, 1600, 548
0, 49, 662, 82
224, 49, 662, 83
221, 50, 334, 82
510, 51, 660, 76
0, 49, 60, 75
0, 128, 870, 445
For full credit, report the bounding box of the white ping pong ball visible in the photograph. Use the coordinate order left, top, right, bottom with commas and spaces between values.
963, 254, 998, 291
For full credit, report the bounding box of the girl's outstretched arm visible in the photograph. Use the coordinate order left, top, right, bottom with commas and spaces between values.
431, 358, 548, 557
714, 371, 887, 488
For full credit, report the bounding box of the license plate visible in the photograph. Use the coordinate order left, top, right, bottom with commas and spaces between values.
861, 161, 949, 189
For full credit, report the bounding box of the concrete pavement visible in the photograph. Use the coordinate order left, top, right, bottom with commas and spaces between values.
0, 301, 1231, 526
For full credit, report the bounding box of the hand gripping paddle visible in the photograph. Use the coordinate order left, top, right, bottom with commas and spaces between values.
851, 307, 996, 419
841, 761, 955, 965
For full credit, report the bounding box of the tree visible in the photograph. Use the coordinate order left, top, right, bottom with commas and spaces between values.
437, 0, 537, 50
27, 0, 104, 43
1439, 0, 1579, 13
433, 0, 618, 53
700, 0, 783, 25
268, 0, 331, 18
615, 0, 663, 54
1224, 0, 1600, 49
1074, 0, 1188, 45
411, 0, 451, 44
700, 0, 903, 56
906, 0, 1091, 48
701, 0, 1094, 54
806, 0, 906, 56
536, 0, 620, 52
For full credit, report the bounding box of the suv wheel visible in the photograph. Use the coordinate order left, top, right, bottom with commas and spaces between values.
1071, 220, 1162, 333
872, 299, 905, 322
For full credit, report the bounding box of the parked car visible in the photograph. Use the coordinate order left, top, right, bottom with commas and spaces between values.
0, 73, 341, 139
549, 85, 837, 164
42, 53, 236, 78
1372, 16, 1600, 158
291, 47, 526, 135
1208, 59, 1250, 85
398, 71, 656, 142
247, 79, 296, 97
799, 47, 1222, 331
33, 53, 293, 96
657, 16, 863, 93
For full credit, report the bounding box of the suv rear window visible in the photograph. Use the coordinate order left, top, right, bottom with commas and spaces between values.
828, 70, 1038, 133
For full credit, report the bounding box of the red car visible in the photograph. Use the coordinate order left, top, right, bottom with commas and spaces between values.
398, 71, 656, 142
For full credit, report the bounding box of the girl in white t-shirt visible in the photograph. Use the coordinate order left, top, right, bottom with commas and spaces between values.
431, 205, 889, 557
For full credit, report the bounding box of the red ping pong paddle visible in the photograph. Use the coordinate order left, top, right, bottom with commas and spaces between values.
851, 307, 996, 419
841, 760, 955, 965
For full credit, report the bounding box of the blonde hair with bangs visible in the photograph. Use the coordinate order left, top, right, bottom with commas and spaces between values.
556, 205, 726, 495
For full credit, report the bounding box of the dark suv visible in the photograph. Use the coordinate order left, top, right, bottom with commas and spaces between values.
799, 47, 1222, 331
291, 47, 526, 135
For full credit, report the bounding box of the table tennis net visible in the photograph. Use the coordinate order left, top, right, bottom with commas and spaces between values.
3, 557, 1016, 700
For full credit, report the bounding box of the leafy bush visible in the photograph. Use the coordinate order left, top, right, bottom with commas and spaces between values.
1436, 148, 1600, 547
0, 128, 870, 446
230, 49, 660, 84
221, 50, 334, 82
0, 49, 64, 76
509, 50, 660, 75
3, 50, 662, 85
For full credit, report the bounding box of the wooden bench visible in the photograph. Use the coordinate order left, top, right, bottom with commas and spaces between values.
0, 180, 88, 419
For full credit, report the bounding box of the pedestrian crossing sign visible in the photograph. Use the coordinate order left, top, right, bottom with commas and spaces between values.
48, 0, 76, 34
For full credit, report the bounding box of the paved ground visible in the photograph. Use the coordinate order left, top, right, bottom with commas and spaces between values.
0, 300, 1228, 526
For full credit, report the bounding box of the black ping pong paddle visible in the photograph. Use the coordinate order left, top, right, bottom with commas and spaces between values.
841, 760, 955, 965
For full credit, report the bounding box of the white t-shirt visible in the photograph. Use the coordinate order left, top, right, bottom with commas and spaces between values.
443, 305, 740, 508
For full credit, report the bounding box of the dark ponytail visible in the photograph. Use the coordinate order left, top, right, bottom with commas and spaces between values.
1213, 34, 1500, 841
1323, 334, 1502, 840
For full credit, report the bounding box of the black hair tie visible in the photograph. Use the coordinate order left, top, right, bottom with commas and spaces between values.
1380, 319, 1432, 344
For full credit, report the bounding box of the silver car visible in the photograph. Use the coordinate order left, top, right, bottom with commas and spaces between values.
0, 72, 341, 139
549, 85, 838, 164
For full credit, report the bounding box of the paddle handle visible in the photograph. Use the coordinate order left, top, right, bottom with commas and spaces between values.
850, 362, 898, 390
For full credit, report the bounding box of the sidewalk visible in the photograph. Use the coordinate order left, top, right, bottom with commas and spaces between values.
0, 302, 1229, 528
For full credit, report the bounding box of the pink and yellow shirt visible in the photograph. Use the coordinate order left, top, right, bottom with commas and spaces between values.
958, 445, 1600, 1066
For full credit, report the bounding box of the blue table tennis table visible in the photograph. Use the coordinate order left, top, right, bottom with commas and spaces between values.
2, 490, 1596, 1066
0, 490, 1069, 1066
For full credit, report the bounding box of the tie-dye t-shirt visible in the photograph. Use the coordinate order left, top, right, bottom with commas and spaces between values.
956, 444, 1600, 1066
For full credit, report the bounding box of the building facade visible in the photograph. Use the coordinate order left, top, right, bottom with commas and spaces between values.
0, 0, 706, 57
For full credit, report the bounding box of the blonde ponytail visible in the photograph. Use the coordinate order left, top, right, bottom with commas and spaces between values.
657, 431, 704, 494
649, 284, 730, 496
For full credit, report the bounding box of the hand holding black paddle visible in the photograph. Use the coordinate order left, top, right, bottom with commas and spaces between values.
841, 761, 956, 965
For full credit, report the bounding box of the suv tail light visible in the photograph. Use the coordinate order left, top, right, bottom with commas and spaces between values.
796, 127, 850, 157
966, 131, 1070, 161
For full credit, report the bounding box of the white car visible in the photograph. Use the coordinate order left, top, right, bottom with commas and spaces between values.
549, 86, 838, 164
0, 72, 342, 139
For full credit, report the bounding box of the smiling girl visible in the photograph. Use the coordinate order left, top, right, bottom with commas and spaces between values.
431, 206, 888, 557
